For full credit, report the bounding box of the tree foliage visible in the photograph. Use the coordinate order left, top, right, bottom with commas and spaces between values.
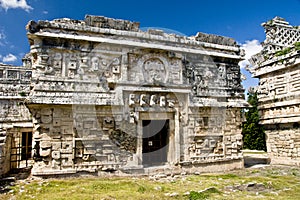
242, 92, 267, 151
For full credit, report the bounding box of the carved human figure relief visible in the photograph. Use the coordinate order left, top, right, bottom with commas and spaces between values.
129, 94, 135, 106
91, 57, 100, 71
160, 96, 166, 107
140, 94, 147, 106
150, 95, 157, 106
143, 58, 166, 83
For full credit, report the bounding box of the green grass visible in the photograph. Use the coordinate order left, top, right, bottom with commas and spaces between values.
242, 150, 267, 155
1, 166, 300, 200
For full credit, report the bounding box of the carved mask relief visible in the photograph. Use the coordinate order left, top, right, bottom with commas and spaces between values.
143, 58, 166, 83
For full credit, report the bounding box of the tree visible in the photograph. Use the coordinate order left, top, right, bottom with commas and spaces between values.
242, 92, 267, 151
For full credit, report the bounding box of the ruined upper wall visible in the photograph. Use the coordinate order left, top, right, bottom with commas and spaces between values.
84, 15, 140, 31
26, 15, 242, 58
249, 17, 300, 77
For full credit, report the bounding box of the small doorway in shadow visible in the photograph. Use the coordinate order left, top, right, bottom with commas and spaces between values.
142, 120, 169, 166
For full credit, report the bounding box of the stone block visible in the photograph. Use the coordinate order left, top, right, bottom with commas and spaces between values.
62, 141, 72, 150
40, 141, 52, 148
103, 150, 113, 154
53, 119, 61, 127
52, 142, 61, 151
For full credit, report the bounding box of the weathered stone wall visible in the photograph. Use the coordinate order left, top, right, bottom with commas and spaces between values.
24, 15, 246, 175
264, 124, 300, 165
29, 104, 137, 175
250, 17, 300, 165
0, 15, 248, 176
0, 64, 32, 177
186, 107, 243, 163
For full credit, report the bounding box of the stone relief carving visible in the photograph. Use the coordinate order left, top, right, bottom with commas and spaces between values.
128, 52, 180, 84
53, 53, 62, 69
184, 58, 236, 98
7, 70, 19, 79
143, 58, 166, 83
128, 93, 176, 108
189, 136, 224, 158
38, 54, 49, 66
40, 108, 52, 124
68, 54, 78, 78
91, 56, 100, 71
217, 64, 227, 86
109, 129, 137, 153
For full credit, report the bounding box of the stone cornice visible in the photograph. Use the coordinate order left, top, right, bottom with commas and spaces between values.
29, 31, 242, 60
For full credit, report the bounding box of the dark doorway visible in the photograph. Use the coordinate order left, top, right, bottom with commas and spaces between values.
142, 120, 169, 165
10, 131, 32, 170
21, 132, 32, 161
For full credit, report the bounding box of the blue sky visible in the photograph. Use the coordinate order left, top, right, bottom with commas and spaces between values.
1, 0, 300, 92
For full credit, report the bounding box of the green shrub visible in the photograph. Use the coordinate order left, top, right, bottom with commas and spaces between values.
294, 42, 300, 51
19, 91, 27, 96
275, 47, 291, 57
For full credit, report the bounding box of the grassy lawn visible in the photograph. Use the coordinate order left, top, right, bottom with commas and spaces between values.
1, 166, 300, 200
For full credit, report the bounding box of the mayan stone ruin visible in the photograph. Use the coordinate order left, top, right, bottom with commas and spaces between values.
0, 15, 247, 177
0, 64, 32, 176
250, 17, 300, 165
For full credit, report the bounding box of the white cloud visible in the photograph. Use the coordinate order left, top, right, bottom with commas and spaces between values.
239, 39, 263, 69
2, 53, 17, 62
43, 10, 48, 15
0, 0, 33, 12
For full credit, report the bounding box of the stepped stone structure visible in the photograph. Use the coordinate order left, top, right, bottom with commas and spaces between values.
0, 15, 247, 176
250, 17, 300, 165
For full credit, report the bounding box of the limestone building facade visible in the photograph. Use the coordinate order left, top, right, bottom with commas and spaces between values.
0, 64, 32, 176
250, 17, 300, 165
1, 15, 246, 176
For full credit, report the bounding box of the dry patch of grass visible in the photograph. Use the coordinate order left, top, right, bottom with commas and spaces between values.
1, 166, 300, 200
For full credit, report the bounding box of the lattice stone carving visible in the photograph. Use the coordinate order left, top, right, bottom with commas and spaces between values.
263, 17, 300, 53
250, 17, 300, 68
